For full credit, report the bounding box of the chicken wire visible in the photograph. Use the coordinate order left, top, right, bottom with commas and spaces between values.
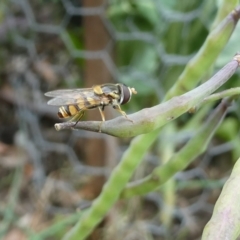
0, 0, 237, 239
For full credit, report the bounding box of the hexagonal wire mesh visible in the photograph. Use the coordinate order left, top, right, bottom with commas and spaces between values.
0, 0, 239, 239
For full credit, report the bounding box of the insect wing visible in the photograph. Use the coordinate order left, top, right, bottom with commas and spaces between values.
46, 89, 107, 108
45, 88, 93, 97
47, 97, 78, 106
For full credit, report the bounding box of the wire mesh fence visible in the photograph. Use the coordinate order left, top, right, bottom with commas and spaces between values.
0, 0, 240, 239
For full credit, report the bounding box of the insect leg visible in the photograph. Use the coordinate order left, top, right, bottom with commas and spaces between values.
70, 111, 85, 127
113, 105, 133, 123
98, 107, 106, 121
98, 107, 106, 132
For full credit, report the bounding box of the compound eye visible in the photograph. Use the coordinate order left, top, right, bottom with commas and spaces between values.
120, 84, 131, 105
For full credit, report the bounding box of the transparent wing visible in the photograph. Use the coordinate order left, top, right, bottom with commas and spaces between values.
45, 84, 119, 106
45, 88, 93, 97
45, 88, 97, 106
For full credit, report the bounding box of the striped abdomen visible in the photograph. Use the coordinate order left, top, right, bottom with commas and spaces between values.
58, 105, 81, 118
57, 96, 109, 119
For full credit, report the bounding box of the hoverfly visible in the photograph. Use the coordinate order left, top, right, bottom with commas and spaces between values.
45, 83, 137, 127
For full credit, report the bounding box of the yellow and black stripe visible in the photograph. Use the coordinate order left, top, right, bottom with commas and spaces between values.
58, 105, 81, 118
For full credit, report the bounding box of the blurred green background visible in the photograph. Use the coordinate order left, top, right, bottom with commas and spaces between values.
0, 0, 240, 239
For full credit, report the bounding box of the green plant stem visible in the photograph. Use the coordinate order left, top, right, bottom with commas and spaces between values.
62, 4, 240, 240
28, 212, 84, 240
177, 178, 227, 190
211, 0, 238, 30
56, 55, 240, 137
165, 5, 240, 100
62, 130, 159, 240
204, 87, 240, 102
120, 99, 230, 198
202, 157, 240, 240
159, 124, 176, 229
